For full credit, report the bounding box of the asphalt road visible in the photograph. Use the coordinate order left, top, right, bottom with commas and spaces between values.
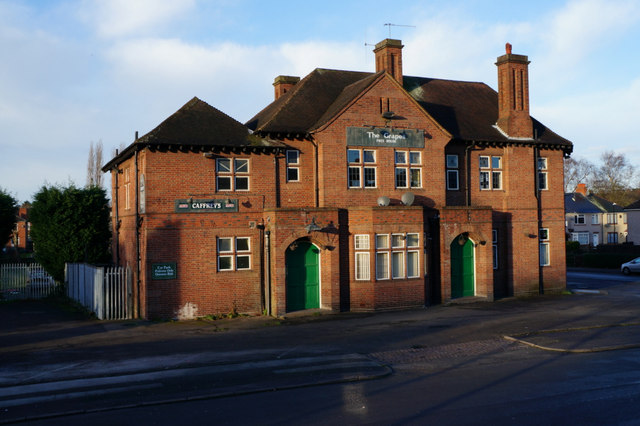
2, 268, 640, 425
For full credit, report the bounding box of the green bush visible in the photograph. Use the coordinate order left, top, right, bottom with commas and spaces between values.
565, 241, 581, 253
30, 185, 111, 281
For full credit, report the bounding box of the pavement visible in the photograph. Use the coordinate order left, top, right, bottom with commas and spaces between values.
2, 268, 640, 422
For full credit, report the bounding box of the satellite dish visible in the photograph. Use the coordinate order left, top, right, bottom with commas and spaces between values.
378, 196, 390, 206
401, 192, 415, 206
382, 111, 396, 120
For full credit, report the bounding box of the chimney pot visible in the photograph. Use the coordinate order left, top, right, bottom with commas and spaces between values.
273, 75, 300, 100
506, 42, 512, 54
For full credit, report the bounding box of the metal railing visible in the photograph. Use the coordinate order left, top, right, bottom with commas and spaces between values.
0, 263, 59, 300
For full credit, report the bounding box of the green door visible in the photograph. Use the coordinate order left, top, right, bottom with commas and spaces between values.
451, 237, 475, 298
286, 241, 320, 311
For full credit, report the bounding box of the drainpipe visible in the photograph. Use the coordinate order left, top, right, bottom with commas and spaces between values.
258, 221, 265, 313
265, 230, 272, 316
534, 145, 543, 294
312, 138, 319, 208
135, 145, 141, 318
465, 142, 475, 206
114, 154, 120, 266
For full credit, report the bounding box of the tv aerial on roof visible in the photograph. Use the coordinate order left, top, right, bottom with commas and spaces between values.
384, 23, 416, 37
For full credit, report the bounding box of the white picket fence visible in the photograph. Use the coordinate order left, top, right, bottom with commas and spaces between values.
66, 263, 133, 320
0, 263, 59, 300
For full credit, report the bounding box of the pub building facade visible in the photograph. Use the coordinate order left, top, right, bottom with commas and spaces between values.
103, 39, 572, 319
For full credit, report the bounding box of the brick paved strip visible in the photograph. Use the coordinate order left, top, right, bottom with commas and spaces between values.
370, 338, 525, 365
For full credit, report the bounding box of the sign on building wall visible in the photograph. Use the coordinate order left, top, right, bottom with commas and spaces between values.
174, 199, 238, 213
346, 127, 424, 148
152, 262, 177, 280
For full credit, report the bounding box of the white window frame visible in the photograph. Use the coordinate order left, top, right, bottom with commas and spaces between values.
354, 234, 370, 281
286, 150, 300, 182
124, 168, 131, 210
217, 158, 250, 192
571, 232, 589, 245
218, 236, 251, 271
591, 214, 599, 225
392, 251, 405, 279
607, 213, 618, 224
538, 171, 548, 191
539, 242, 550, 266
407, 251, 419, 278
574, 214, 585, 225
348, 149, 377, 188
376, 251, 390, 280
540, 227, 550, 266
479, 155, 502, 190
446, 155, 459, 191
395, 151, 422, 189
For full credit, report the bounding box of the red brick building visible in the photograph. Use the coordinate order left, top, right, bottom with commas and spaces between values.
103, 40, 572, 319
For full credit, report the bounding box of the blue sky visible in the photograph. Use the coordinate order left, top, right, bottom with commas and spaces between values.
1, 0, 639, 202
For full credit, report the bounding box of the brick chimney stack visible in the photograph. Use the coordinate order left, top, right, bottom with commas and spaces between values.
374, 39, 404, 85
496, 43, 533, 139
273, 75, 300, 100
575, 183, 588, 195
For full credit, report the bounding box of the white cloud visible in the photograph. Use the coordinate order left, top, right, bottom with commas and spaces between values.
78, 0, 196, 39
535, 77, 640, 164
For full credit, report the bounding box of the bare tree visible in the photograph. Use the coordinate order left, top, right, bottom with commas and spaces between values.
564, 156, 595, 193
590, 150, 637, 206
86, 140, 104, 188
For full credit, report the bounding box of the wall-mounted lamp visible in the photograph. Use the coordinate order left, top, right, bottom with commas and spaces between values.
305, 217, 323, 233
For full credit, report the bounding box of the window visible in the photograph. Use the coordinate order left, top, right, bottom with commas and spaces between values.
536, 158, 548, 190
348, 149, 376, 188
395, 151, 422, 188
446, 155, 459, 190
591, 214, 599, 225
217, 237, 251, 271
571, 232, 589, 245
574, 214, 585, 225
286, 150, 300, 182
123, 167, 131, 210
539, 243, 550, 266
217, 158, 249, 191
354, 235, 370, 281
537, 157, 547, 170
376, 252, 389, 280
392, 252, 405, 278
608, 232, 619, 244
538, 228, 550, 267
355, 234, 370, 250
492, 229, 498, 270
479, 155, 502, 190
607, 213, 618, 225
375, 233, 419, 280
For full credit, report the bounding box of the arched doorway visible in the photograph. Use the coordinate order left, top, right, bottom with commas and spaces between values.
286, 240, 320, 312
451, 234, 475, 298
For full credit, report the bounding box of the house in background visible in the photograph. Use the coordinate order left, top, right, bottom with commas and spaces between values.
625, 199, 640, 244
565, 183, 627, 246
103, 39, 572, 320
4, 204, 31, 252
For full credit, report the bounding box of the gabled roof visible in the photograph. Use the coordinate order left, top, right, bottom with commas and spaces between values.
565, 193, 602, 214
246, 69, 375, 134
565, 192, 625, 214
103, 97, 285, 171
247, 69, 572, 153
404, 77, 571, 148
588, 193, 625, 213
626, 199, 640, 210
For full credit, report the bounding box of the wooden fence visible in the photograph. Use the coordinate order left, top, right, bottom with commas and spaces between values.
0, 263, 59, 300
66, 263, 133, 320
